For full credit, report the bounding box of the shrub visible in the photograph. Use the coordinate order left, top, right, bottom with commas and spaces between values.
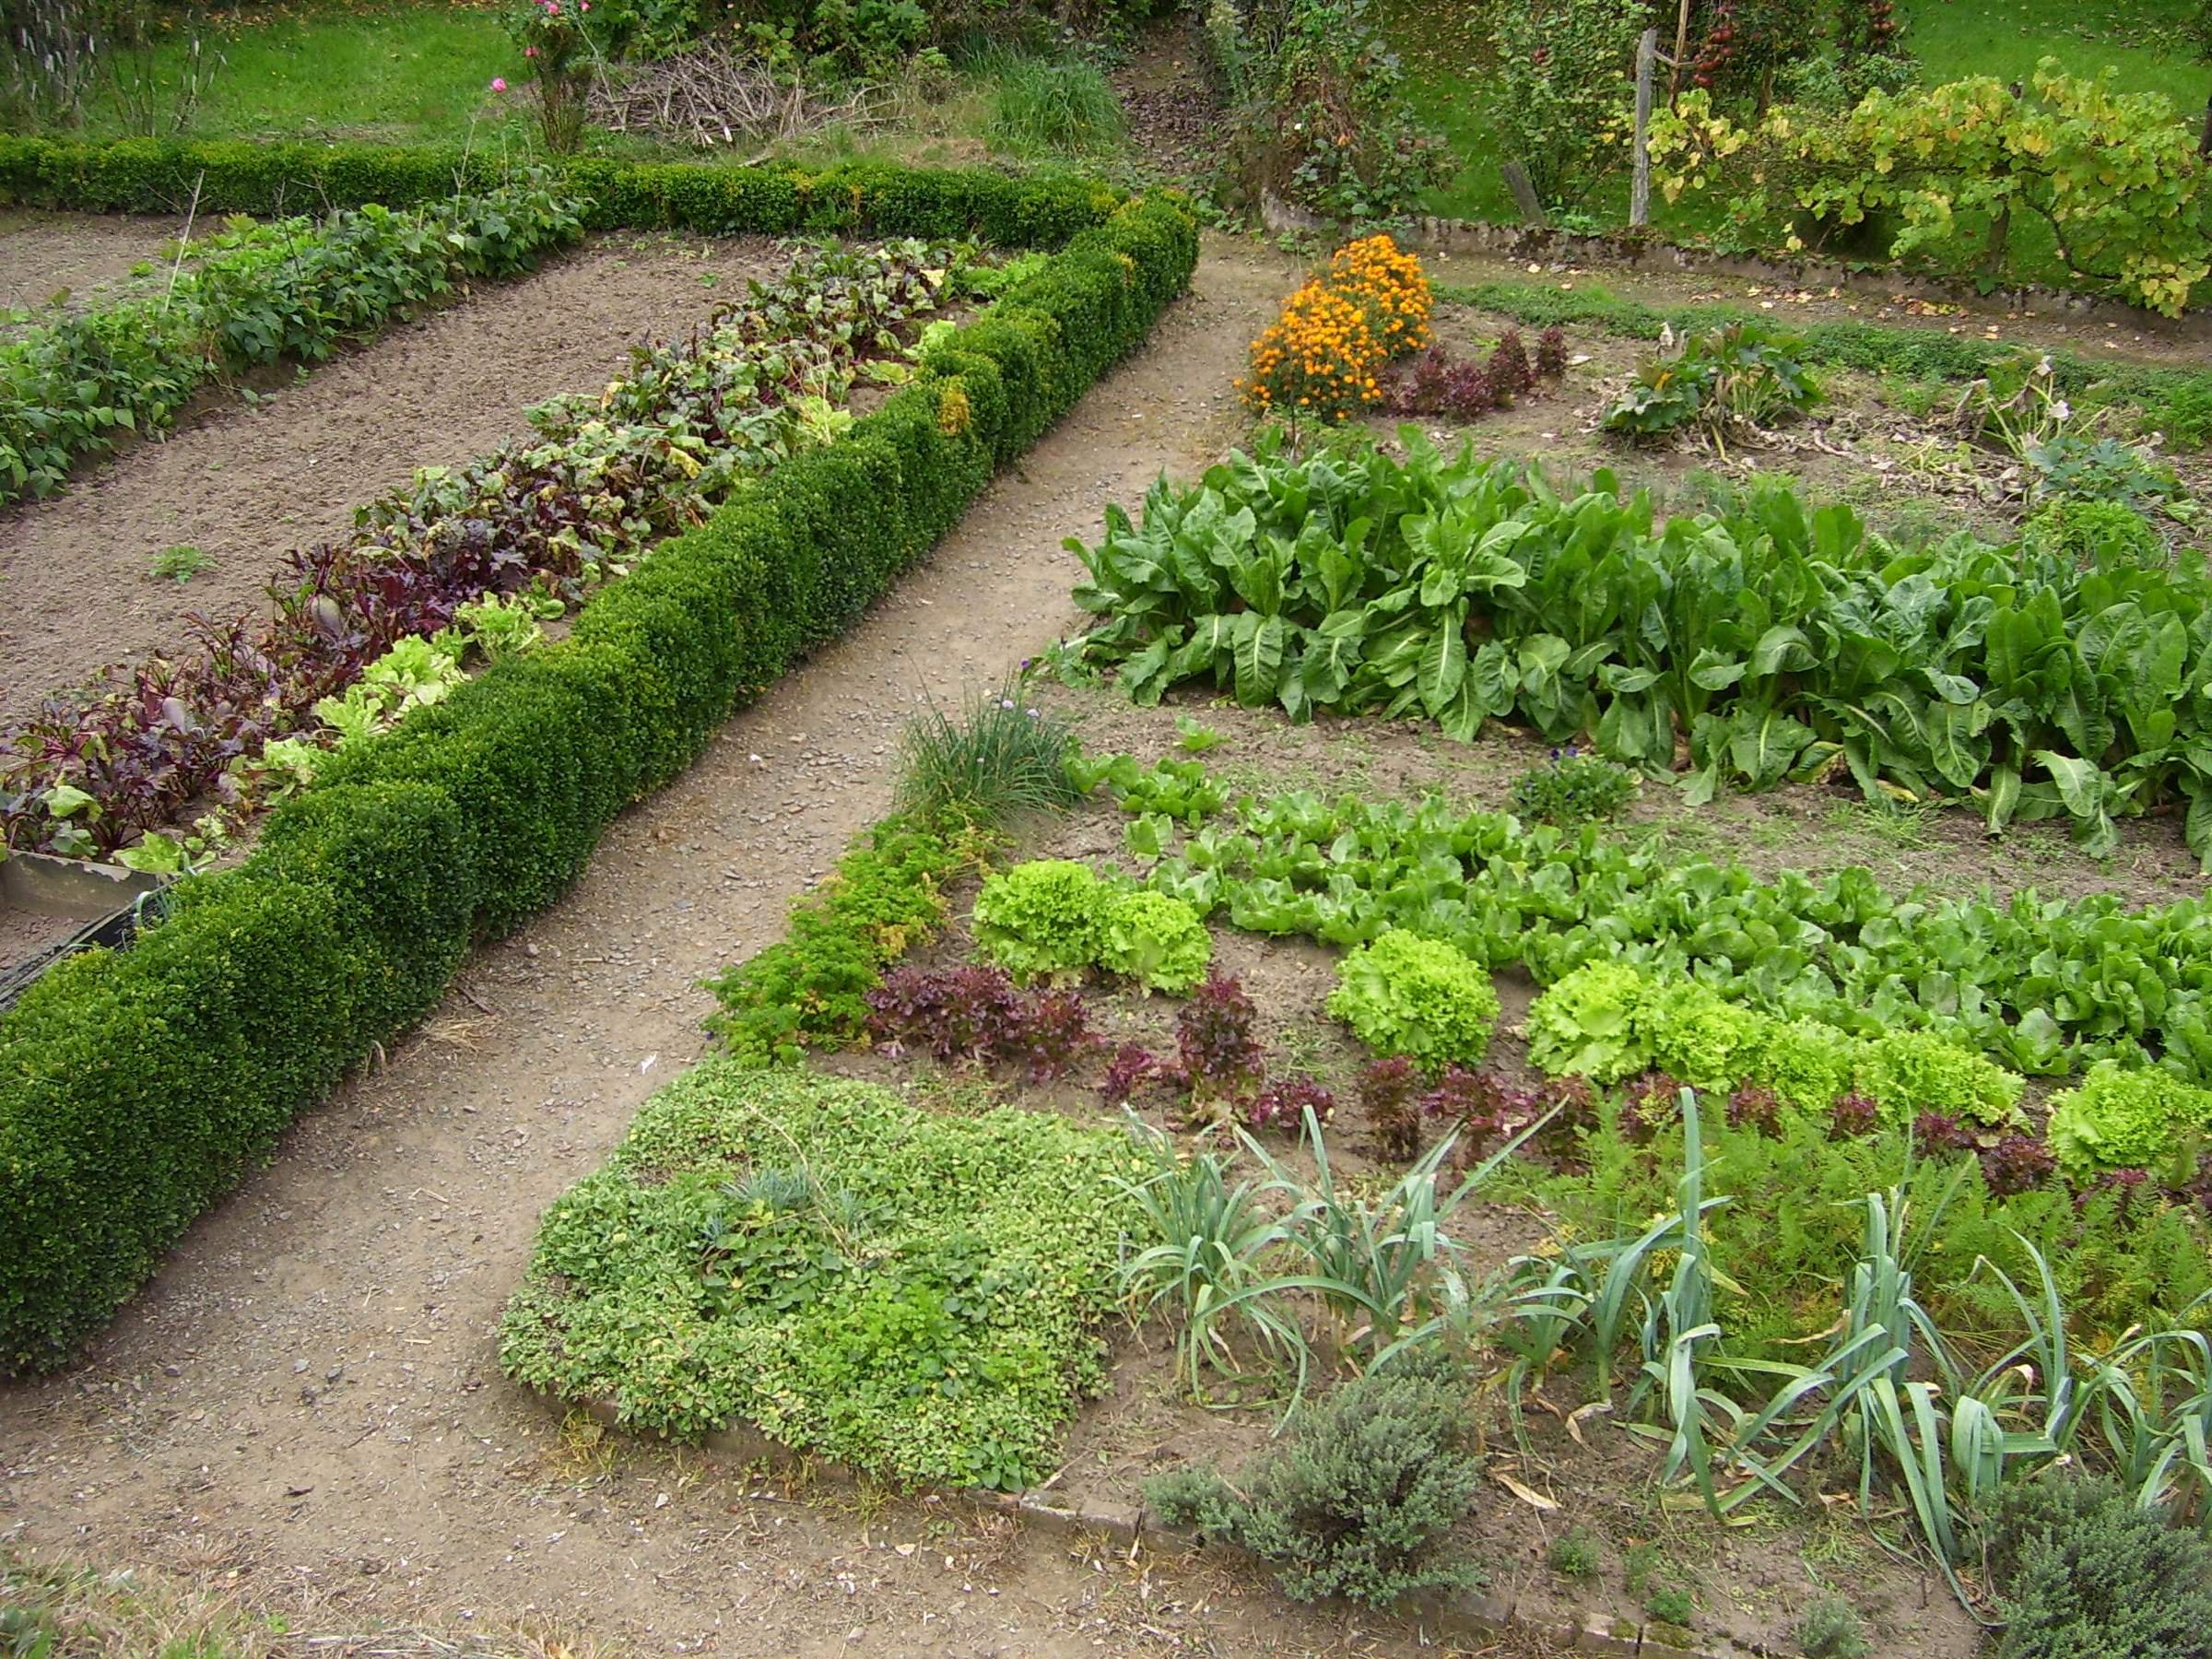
893, 678, 1078, 826
2046, 1063, 2212, 1181
1328, 929, 1501, 1068
500, 1065, 1137, 1488
971, 859, 1114, 982
1487, 0, 1645, 210
1511, 747, 1638, 825
1099, 888, 1213, 994
1146, 1365, 1485, 1607
1988, 1476, 2212, 1659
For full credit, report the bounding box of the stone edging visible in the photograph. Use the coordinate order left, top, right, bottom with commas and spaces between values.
563, 1394, 1739, 1659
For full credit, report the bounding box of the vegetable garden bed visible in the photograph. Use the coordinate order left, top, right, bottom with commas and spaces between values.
0, 147, 1196, 1375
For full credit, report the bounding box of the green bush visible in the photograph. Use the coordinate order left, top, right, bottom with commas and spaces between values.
1327, 929, 1501, 1068
1147, 1365, 1485, 1607
971, 859, 1114, 982
1099, 889, 1212, 994
2046, 1062, 2212, 1180
0, 182, 1198, 1376
1988, 1477, 2212, 1659
0, 137, 1134, 249
500, 1065, 1137, 1488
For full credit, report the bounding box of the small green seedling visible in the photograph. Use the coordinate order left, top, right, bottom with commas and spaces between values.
150, 544, 211, 583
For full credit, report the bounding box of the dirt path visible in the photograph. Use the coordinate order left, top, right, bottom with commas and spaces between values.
0, 208, 194, 317
0, 231, 771, 725
0, 236, 1461, 1658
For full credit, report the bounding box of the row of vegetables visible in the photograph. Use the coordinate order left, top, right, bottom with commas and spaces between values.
1069, 430, 2212, 863
1067, 752, 2212, 1185
2, 235, 995, 865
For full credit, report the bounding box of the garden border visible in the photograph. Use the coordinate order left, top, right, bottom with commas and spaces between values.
0, 156, 1198, 1376
0, 138, 1134, 251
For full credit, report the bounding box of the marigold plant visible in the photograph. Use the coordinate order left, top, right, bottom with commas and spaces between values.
1327, 234, 1433, 354
1238, 278, 1387, 422
1239, 235, 1432, 423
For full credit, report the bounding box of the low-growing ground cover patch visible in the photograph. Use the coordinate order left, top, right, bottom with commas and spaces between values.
499, 1063, 1138, 1488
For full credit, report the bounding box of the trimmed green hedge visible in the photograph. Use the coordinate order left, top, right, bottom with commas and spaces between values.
0, 137, 1131, 250
0, 186, 1197, 1374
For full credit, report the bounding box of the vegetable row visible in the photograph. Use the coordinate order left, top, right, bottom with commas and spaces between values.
1070, 433, 2212, 862
0, 174, 582, 505
2, 239, 971, 863
1077, 752, 2212, 1093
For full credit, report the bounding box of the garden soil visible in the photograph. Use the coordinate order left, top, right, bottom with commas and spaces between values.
0, 208, 195, 319
0, 231, 775, 726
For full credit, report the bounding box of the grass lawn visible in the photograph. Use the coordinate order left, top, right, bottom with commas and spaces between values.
80, 1, 533, 147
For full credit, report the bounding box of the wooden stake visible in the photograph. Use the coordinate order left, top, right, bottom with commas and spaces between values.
1631, 28, 1658, 229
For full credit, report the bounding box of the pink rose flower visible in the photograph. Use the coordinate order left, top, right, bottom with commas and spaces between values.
490, 76, 508, 91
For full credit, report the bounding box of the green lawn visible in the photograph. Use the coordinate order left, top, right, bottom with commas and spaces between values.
1896, 0, 2207, 112
80, 1, 533, 147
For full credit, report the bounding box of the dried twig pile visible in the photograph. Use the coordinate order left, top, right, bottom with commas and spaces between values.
586, 46, 883, 149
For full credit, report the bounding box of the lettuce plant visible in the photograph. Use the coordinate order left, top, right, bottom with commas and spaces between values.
971, 859, 1113, 983
2047, 1064, 2212, 1180
1100, 889, 1212, 994
1327, 930, 1500, 1069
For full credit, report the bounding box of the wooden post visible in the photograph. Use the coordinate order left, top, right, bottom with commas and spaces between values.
1631, 28, 1658, 229
1501, 161, 1547, 229
1670, 0, 1691, 98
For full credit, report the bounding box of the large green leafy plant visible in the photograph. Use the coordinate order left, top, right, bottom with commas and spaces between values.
1071, 434, 2212, 863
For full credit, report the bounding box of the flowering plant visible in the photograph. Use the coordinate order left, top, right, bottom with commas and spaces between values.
1237, 235, 1430, 426
503, 0, 600, 152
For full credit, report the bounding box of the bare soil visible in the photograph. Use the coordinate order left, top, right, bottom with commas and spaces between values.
0, 208, 195, 317
0, 231, 774, 726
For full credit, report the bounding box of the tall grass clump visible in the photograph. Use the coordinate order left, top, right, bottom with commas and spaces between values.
982, 51, 1124, 158
893, 676, 1078, 825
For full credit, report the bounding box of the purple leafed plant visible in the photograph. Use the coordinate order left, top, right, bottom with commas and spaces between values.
1980, 1133, 2057, 1196
1249, 1073, 1336, 1135
1828, 1092, 1881, 1139
1174, 972, 1265, 1106
866, 963, 1100, 1080
1359, 1054, 1425, 1159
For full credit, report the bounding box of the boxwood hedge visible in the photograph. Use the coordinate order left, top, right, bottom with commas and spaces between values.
0, 178, 1196, 1374
0, 137, 1130, 251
